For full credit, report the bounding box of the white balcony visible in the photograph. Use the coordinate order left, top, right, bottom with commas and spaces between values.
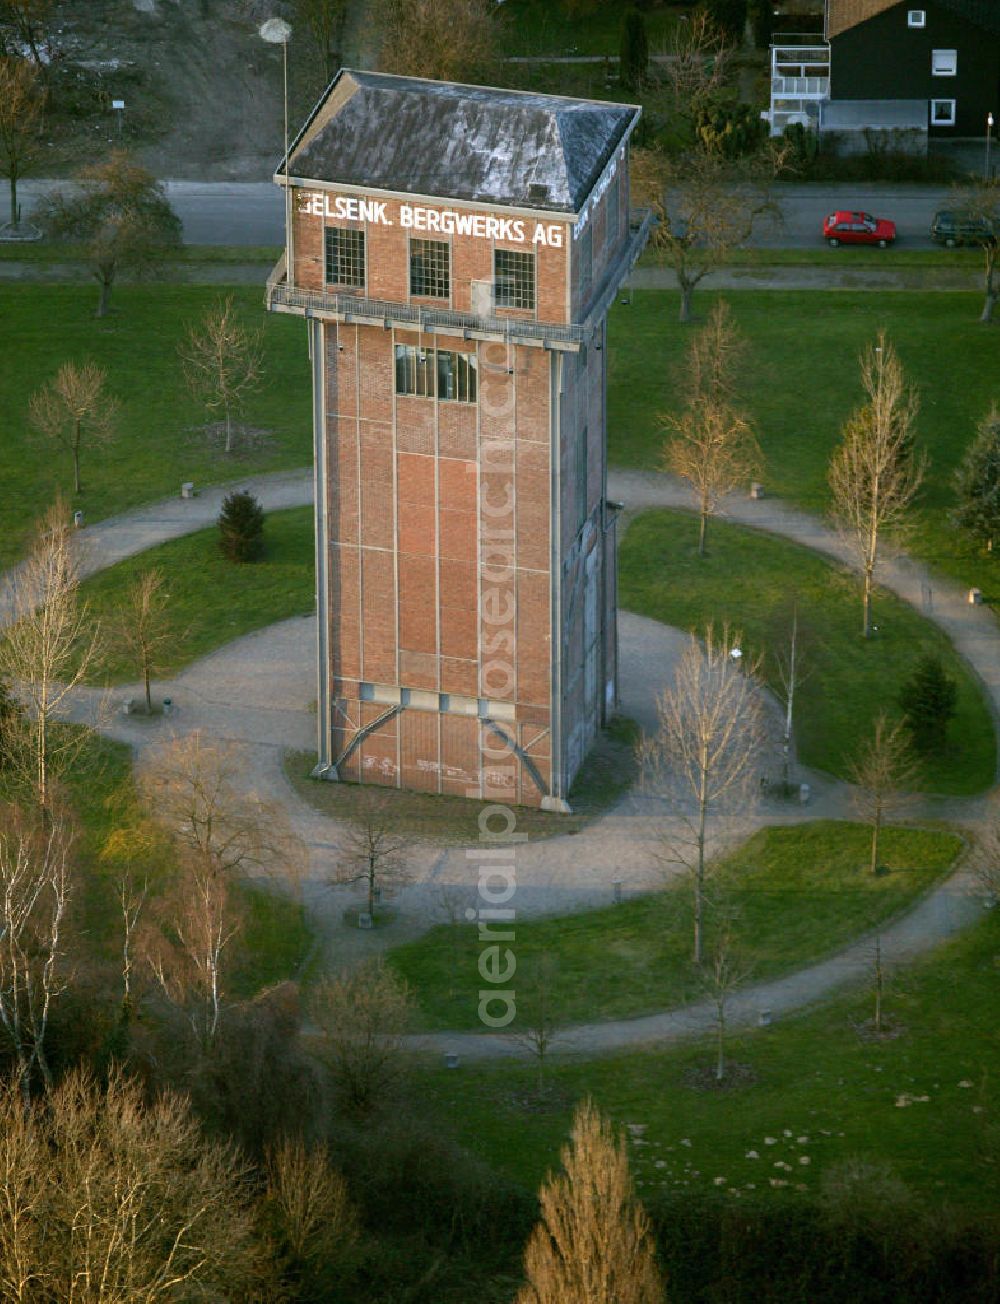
772, 74, 830, 99
767, 40, 830, 135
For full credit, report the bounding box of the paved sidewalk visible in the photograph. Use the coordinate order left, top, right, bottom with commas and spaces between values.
73, 469, 314, 580
614, 468, 1000, 758
8, 463, 999, 1059
413, 861, 981, 1061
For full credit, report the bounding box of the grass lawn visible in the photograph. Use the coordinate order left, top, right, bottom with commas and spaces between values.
619, 510, 996, 794
607, 290, 1000, 597
0, 284, 311, 570
0, 727, 312, 997
284, 716, 639, 844
412, 895, 998, 1216
77, 505, 315, 684
389, 821, 961, 1030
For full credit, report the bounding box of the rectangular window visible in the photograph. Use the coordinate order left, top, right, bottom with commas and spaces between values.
494, 248, 536, 310
324, 226, 365, 288
907, 9, 925, 26
931, 98, 956, 124
932, 49, 957, 76
436, 349, 478, 402
441, 694, 478, 716
394, 345, 477, 402
359, 682, 402, 704
394, 344, 435, 398
409, 237, 450, 298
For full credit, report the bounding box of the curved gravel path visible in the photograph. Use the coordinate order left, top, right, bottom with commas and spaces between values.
10, 464, 1000, 1058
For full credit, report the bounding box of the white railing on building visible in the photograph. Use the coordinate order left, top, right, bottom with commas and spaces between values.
767, 39, 830, 136
772, 75, 830, 98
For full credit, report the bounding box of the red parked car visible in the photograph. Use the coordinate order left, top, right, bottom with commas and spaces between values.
823, 210, 897, 248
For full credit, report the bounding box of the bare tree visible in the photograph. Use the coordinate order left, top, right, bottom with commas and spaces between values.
0, 500, 104, 808
849, 712, 918, 876
115, 567, 172, 713
662, 299, 761, 555
644, 626, 766, 963
28, 360, 118, 495
260, 1137, 360, 1292
179, 295, 264, 454
294, 0, 348, 83
678, 294, 748, 408
632, 144, 782, 323
0, 1066, 256, 1298
144, 848, 244, 1048
696, 908, 752, 1082
950, 178, 1000, 324
516, 1098, 664, 1304
769, 596, 812, 791
330, 788, 410, 919
98, 814, 172, 1013
0, 801, 73, 1101
139, 734, 306, 1044
374, 0, 500, 83
40, 152, 182, 317
0, 55, 43, 231
116, 868, 147, 1012
311, 959, 413, 1114
828, 333, 925, 639
658, 10, 733, 145
516, 951, 561, 1096
140, 732, 306, 886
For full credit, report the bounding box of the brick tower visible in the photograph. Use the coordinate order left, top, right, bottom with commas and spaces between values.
268, 71, 649, 810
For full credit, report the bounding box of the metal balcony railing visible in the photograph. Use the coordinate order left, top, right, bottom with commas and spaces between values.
265, 209, 653, 350
772, 75, 830, 97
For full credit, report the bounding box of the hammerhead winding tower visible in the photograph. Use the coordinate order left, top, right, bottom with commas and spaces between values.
267, 70, 649, 809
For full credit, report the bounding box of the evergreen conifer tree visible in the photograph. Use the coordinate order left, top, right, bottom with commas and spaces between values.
218, 490, 265, 563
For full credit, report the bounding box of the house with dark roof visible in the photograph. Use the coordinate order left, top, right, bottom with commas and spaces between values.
826, 0, 999, 138
766, 1, 998, 143
267, 71, 650, 810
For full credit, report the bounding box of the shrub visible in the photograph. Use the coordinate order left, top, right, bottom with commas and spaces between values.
782, 121, 820, 173
218, 489, 265, 563
898, 654, 958, 755
697, 102, 767, 158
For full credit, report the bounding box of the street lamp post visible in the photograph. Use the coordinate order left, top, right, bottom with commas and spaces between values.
260, 18, 293, 286
987, 112, 995, 183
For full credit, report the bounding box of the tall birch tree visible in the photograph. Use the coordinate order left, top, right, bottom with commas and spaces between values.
828, 333, 924, 639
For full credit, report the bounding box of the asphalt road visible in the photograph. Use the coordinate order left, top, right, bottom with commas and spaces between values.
16, 179, 955, 249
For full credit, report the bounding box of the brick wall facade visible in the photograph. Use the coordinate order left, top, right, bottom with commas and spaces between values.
288, 148, 630, 808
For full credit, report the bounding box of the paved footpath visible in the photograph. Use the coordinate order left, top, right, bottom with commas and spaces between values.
19, 465, 1000, 1058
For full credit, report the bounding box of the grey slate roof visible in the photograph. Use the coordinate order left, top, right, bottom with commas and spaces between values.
283, 70, 640, 214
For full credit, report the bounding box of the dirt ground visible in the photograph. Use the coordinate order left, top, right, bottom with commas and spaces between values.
48, 0, 358, 181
